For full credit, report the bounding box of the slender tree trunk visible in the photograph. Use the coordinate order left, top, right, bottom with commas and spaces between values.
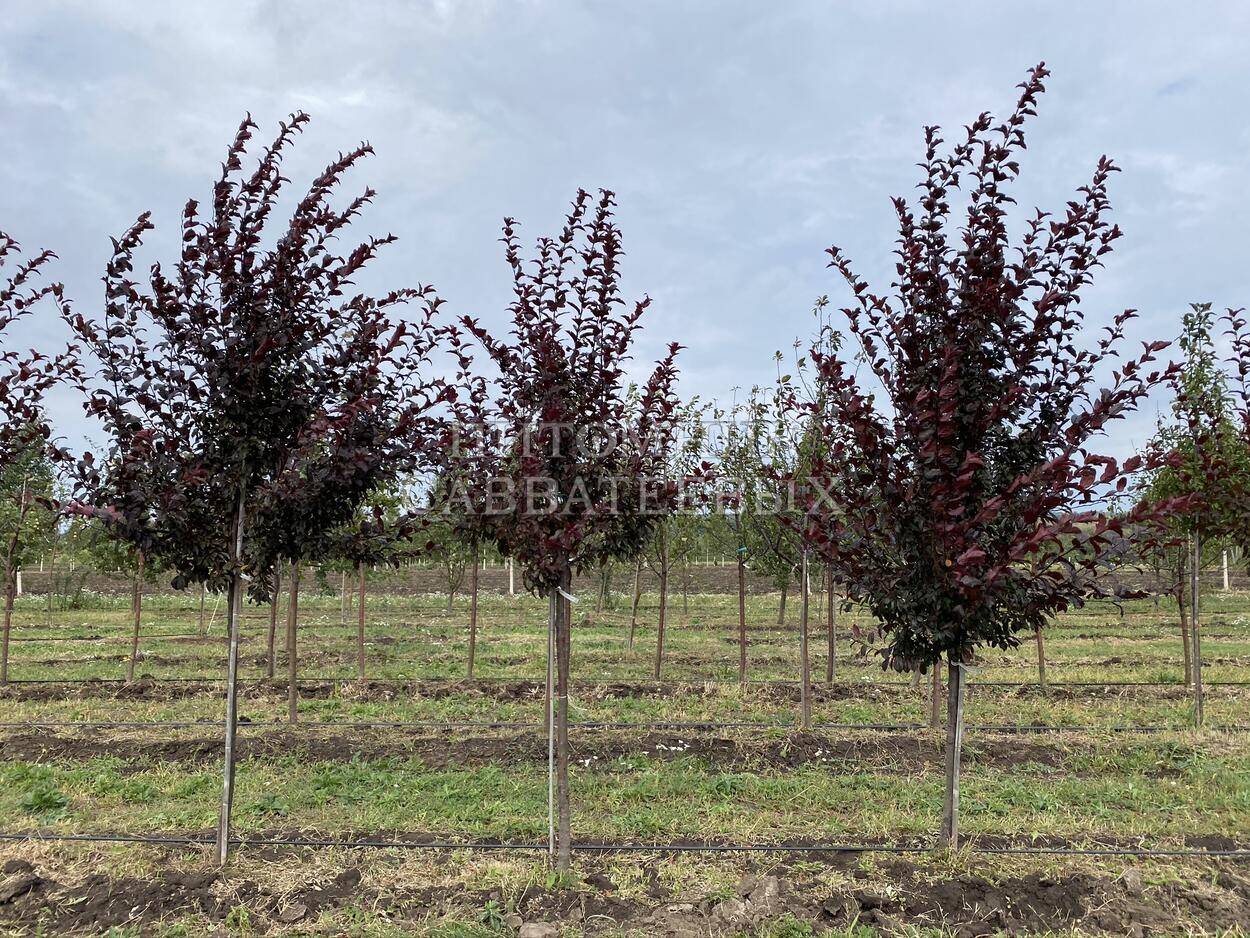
777, 582, 788, 626
1177, 546, 1192, 686
46, 539, 55, 627
554, 570, 572, 870
1034, 625, 1047, 693
653, 537, 669, 680
737, 555, 747, 687
446, 587, 456, 615
825, 567, 837, 685
198, 582, 207, 637
286, 560, 301, 724
467, 546, 479, 679
938, 658, 966, 849
265, 566, 281, 679
357, 562, 368, 681
929, 664, 942, 729
627, 557, 642, 653
1223, 549, 1230, 592
508, 557, 515, 596
216, 483, 247, 866
0, 559, 14, 687
545, 588, 556, 865
126, 551, 145, 683
798, 551, 811, 730
1191, 530, 1204, 727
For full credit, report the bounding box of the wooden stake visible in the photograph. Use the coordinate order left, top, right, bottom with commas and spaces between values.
938, 659, 966, 849
555, 572, 572, 871
216, 484, 247, 866
357, 562, 367, 681
929, 663, 942, 729
265, 566, 281, 680
627, 556, 642, 653
1034, 625, 1047, 694
653, 531, 669, 680
798, 551, 811, 730
825, 567, 837, 685
467, 546, 480, 679
1191, 530, 1204, 727
737, 553, 747, 687
546, 587, 556, 865
286, 560, 301, 724
126, 551, 145, 684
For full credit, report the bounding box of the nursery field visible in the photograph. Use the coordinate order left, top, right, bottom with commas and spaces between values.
0, 575, 1248, 936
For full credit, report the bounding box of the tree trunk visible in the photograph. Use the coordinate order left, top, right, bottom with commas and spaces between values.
198, 582, 207, 637
446, 587, 456, 615
46, 539, 55, 627
0, 560, 14, 687
545, 588, 556, 865
653, 543, 669, 680
265, 566, 281, 679
508, 557, 515, 596
825, 567, 837, 685
1191, 530, 1204, 727
929, 664, 942, 729
777, 582, 788, 626
467, 546, 479, 679
1223, 549, 1230, 592
1034, 625, 1047, 693
357, 562, 368, 681
554, 571, 572, 870
627, 557, 642, 653
286, 560, 301, 724
737, 555, 747, 687
798, 551, 811, 730
216, 483, 247, 866
1177, 546, 1192, 686
126, 551, 145, 683
938, 659, 966, 849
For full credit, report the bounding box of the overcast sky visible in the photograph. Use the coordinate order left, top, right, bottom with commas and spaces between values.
3, 1, 1248, 456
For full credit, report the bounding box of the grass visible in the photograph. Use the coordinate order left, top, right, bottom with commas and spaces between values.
1, 571, 1248, 935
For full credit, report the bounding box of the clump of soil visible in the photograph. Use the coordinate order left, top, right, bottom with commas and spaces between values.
3, 856, 1249, 936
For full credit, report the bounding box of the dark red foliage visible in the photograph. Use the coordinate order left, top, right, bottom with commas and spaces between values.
0, 234, 75, 472
64, 113, 450, 592
450, 188, 687, 592
798, 64, 1182, 671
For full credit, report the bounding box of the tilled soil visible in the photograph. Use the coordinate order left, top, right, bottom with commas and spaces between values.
7, 675, 1245, 705
0, 727, 1073, 773
2, 853, 1248, 935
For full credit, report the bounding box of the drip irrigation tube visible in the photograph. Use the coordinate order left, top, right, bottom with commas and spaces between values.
0, 831, 1245, 858
0, 718, 1246, 734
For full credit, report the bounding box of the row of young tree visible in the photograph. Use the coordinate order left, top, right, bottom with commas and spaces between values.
3, 64, 1249, 866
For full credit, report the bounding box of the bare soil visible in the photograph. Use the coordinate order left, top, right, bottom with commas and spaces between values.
2, 853, 1248, 935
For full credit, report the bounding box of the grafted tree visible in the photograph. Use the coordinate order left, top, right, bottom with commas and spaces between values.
65, 113, 450, 863
1144, 303, 1248, 717
799, 64, 1180, 847
451, 188, 685, 869
0, 233, 74, 685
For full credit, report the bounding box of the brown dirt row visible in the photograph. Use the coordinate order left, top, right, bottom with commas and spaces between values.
3, 676, 1248, 705
1, 849, 1248, 935
0, 727, 1073, 773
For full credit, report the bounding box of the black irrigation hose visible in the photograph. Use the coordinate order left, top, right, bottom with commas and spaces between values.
5, 676, 1250, 688
0, 831, 1246, 858
1, 718, 1247, 734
